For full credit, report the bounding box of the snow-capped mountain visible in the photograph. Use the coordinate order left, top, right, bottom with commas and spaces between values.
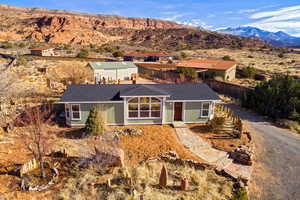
217, 26, 300, 48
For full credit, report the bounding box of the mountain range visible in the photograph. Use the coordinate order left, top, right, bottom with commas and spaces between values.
0, 4, 266, 51
217, 26, 300, 48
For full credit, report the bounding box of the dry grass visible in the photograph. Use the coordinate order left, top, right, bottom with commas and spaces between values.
108, 125, 203, 165
59, 160, 235, 200
183, 48, 300, 77
188, 124, 250, 152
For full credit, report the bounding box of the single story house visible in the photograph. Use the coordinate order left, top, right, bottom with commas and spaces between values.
59, 83, 220, 126
124, 52, 173, 62
177, 59, 237, 81
30, 46, 55, 56
88, 62, 138, 82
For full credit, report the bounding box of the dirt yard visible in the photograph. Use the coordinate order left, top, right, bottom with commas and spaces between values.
108, 125, 203, 165
187, 124, 250, 152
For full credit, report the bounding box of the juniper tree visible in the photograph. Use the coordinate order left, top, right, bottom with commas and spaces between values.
85, 106, 104, 136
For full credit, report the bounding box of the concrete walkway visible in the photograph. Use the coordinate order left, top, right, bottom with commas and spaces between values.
175, 127, 252, 181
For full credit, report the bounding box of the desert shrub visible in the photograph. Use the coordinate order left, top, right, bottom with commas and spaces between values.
177, 67, 196, 78
242, 75, 300, 121
180, 52, 187, 59
209, 117, 226, 132
85, 107, 104, 136
231, 187, 248, 200
2, 42, 13, 49
15, 57, 28, 66
77, 49, 89, 58
278, 53, 284, 58
222, 55, 232, 61
112, 50, 125, 57
18, 42, 26, 48
241, 66, 257, 79
277, 119, 300, 134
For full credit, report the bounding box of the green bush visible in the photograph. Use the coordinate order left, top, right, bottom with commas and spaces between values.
112, 50, 124, 58
222, 55, 232, 61
242, 75, 300, 121
231, 188, 248, 200
18, 42, 26, 48
77, 49, 89, 58
241, 66, 257, 79
16, 57, 28, 66
177, 67, 196, 78
180, 52, 187, 59
2, 42, 13, 49
85, 107, 105, 136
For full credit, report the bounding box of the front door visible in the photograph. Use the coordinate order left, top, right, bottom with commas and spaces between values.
174, 102, 183, 121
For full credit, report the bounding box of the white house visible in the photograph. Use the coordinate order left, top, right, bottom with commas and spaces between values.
88, 62, 138, 82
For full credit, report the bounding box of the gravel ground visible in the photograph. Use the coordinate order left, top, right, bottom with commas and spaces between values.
225, 104, 300, 200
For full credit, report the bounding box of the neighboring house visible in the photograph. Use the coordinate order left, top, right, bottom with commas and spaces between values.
30, 46, 55, 56
177, 59, 237, 81
59, 83, 220, 126
88, 62, 138, 82
124, 52, 172, 62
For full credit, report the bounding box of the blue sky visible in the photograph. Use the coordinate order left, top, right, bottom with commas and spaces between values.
2, 0, 300, 36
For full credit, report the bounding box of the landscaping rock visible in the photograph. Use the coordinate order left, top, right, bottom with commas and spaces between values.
180, 177, 189, 191
113, 128, 143, 136
94, 146, 125, 167
159, 165, 168, 187
230, 145, 253, 166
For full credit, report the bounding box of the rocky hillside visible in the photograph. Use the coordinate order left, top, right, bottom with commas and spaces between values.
0, 4, 267, 50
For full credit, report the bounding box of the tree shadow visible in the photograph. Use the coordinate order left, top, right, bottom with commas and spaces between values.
56, 128, 89, 139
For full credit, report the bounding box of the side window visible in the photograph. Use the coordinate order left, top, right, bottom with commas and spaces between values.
71, 104, 81, 120
201, 102, 210, 117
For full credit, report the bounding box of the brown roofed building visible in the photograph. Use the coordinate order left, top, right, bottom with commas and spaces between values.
177, 59, 237, 81
30, 46, 55, 56
124, 52, 172, 62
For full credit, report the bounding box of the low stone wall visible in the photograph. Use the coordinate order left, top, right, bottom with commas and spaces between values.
141, 151, 215, 171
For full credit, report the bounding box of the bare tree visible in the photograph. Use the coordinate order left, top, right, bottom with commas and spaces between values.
18, 105, 54, 179
0, 68, 24, 98
49, 63, 93, 86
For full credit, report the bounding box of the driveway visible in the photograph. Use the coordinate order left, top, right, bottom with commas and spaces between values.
225, 104, 300, 200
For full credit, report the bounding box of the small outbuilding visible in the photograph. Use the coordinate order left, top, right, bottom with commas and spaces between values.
88, 62, 138, 82
30, 46, 55, 56
177, 59, 237, 81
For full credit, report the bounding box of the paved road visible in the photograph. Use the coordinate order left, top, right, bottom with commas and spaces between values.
225, 104, 300, 200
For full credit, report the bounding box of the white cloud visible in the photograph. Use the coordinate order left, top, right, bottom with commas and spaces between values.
250, 5, 300, 19
238, 9, 260, 14
178, 19, 213, 29
207, 14, 216, 18
248, 5, 300, 36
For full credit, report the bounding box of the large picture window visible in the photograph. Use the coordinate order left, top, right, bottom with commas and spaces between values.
201, 102, 210, 117
128, 97, 162, 119
71, 104, 81, 120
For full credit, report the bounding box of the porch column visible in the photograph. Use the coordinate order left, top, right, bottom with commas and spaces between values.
123, 98, 128, 125
162, 97, 166, 124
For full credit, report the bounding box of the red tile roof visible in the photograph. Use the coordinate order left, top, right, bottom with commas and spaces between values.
124, 52, 172, 57
31, 46, 54, 51
177, 59, 237, 71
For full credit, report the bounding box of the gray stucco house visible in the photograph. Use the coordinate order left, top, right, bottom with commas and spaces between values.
59, 83, 220, 126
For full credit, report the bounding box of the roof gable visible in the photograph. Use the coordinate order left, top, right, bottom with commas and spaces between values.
120, 85, 170, 97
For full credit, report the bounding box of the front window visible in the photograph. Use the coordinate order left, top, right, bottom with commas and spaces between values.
201, 102, 210, 117
127, 97, 162, 119
71, 104, 81, 120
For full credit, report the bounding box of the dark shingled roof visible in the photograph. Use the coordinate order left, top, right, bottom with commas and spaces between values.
59, 83, 220, 102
